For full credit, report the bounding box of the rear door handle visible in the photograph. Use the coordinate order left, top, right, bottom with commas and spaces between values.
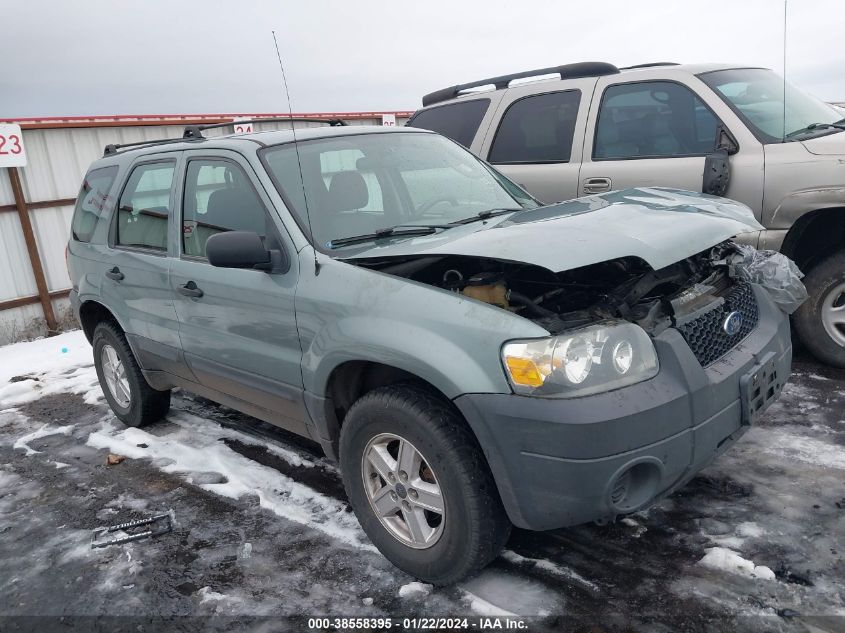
105, 267, 124, 281
583, 177, 612, 194
178, 281, 204, 298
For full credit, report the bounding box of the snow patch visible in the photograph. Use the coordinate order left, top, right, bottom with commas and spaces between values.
698, 547, 775, 581
86, 415, 372, 550
461, 590, 517, 617
735, 522, 765, 538
759, 429, 845, 470
461, 568, 564, 616
106, 494, 150, 513
198, 587, 228, 604
398, 582, 433, 598
13, 423, 74, 456
0, 331, 102, 409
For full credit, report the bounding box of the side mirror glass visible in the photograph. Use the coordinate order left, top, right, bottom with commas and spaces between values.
206, 231, 272, 270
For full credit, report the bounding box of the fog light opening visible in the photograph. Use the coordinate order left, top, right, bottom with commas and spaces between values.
608, 461, 662, 513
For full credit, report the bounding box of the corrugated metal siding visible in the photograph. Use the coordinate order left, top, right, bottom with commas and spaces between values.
0, 212, 38, 301
0, 297, 71, 344
31, 205, 74, 290
0, 114, 410, 343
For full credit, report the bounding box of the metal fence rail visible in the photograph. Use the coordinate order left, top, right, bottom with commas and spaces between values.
0, 112, 411, 344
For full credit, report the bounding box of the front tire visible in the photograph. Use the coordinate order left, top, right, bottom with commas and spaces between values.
93, 322, 170, 427
793, 250, 845, 368
339, 384, 510, 585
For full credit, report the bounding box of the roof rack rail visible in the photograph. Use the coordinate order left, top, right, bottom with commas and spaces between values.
103, 116, 348, 157
183, 116, 347, 140
103, 136, 199, 157
619, 62, 680, 70
421, 62, 620, 107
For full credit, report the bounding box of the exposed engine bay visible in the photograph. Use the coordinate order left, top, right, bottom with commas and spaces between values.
350, 241, 760, 335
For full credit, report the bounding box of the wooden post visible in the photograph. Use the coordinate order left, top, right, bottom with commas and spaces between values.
6, 166, 58, 334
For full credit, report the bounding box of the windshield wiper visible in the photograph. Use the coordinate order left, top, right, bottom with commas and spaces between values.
327, 226, 438, 249
785, 119, 845, 138
449, 208, 523, 225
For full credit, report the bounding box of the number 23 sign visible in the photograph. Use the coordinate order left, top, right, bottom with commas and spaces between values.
0, 124, 27, 167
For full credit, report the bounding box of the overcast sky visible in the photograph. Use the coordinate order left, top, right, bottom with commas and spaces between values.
1, 0, 842, 118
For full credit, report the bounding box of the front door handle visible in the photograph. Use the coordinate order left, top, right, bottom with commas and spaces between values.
583, 177, 612, 194
178, 281, 204, 298
105, 267, 124, 281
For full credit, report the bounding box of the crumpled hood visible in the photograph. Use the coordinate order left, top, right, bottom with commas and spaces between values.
344, 187, 763, 273
801, 131, 845, 156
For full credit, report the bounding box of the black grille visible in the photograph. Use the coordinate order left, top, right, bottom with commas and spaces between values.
676, 283, 759, 367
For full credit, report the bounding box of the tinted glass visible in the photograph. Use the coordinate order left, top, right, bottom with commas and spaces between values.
261, 132, 536, 252
700, 68, 841, 143
116, 162, 175, 251
71, 166, 118, 242
182, 159, 268, 258
489, 90, 581, 163
407, 99, 489, 148
594, 81, 719, 159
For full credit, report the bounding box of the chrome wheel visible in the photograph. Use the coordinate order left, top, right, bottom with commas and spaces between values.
821, 281, 845, 347
101, 344, 131, 408
361, 433, 445, 549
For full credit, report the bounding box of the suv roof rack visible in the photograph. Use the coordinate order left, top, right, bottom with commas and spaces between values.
182, 116, 347, 140
421, 62, 620, 107
620, 62, 680, 70
103, 116, 347, 157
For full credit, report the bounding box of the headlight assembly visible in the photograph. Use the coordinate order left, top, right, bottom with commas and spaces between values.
502, 321, 659, 397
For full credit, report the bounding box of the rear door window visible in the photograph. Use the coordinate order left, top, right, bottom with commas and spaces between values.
407, 99, 490, 148
593, 81, 719, 160
488, 90, 581, 163
115, 161, 176, 252
70, 166, 118, 242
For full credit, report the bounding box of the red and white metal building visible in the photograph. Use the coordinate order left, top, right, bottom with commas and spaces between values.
0, 112, 412, 343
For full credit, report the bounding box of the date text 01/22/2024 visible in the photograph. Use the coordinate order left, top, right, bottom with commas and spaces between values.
307, 617, 529, 630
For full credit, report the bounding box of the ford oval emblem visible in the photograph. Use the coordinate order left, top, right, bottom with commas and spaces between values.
723, 311, 743, 336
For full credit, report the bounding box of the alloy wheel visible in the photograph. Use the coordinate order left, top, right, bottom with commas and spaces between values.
101, 344, 131, 408
361, 433, 445, 549
821, 281, 845, 347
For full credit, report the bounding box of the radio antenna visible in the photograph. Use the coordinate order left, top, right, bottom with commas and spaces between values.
782, 0, 788, 141
272, 30, 320, 275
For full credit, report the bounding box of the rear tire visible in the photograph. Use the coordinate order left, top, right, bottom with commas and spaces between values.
793, 250, 845, 368
93, 322, 170, 427
339, 383, 511, 585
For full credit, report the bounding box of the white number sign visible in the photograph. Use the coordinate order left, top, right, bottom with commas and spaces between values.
232, 117, 254, 134
381, 114, 396, 127
0, 124, 27, 167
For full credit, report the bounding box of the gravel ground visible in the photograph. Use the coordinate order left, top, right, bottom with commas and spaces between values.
0, 331, 843, 632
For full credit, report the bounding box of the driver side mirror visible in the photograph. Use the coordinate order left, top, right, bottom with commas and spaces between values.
206, 231, 273, 270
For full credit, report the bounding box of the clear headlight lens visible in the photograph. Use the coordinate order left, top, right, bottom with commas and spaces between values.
502, 321, 659, 397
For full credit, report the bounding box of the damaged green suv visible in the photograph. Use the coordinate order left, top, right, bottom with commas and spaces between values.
67, 123, 798, 584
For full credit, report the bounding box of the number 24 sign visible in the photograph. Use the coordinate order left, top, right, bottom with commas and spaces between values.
0, 124, 27, 167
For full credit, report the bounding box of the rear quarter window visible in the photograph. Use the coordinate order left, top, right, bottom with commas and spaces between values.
407, 99, 490, 148
70, 166, 119, 242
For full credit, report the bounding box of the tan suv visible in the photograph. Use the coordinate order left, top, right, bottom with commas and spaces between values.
409, 61, 845, 366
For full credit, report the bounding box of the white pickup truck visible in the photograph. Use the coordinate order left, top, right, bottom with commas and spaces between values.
409, 62, 845, 367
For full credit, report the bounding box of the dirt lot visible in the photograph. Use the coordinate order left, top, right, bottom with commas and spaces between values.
1, 331, 843, 632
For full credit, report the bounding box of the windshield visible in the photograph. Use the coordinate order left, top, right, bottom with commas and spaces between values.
260, 131, 537, 251
700, 68, 841, 143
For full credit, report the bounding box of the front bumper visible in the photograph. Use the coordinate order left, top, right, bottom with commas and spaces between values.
454, 284, 792, 531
